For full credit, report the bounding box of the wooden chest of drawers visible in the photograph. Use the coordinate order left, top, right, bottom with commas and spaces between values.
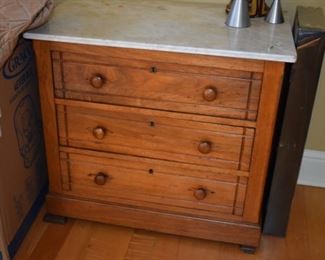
33, 41, 284, 249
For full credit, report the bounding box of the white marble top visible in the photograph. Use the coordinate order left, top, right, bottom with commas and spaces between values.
24, 0, 297, 63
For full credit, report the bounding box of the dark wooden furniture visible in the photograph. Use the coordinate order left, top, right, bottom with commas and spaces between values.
263, 6, 325, 236
33, 41, 285, 250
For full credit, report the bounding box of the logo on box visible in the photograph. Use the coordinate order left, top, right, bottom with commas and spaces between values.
2, 40, 34, 80
14, 95, 41, 168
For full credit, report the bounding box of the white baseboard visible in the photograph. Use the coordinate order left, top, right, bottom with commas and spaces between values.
298, 149, 325, 188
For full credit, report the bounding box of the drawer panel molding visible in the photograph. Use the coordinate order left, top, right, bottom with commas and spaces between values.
52, 51, 262, 120
59, 149, 248, 219
56, 101, 255, 171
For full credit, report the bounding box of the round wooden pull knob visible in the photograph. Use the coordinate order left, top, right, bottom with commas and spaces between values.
93, 126, 106, 140
198, 141, 212, 154
90, 75, 104, 88
194, 188, 207, 200
203, 87, 217, 101
94, 172, 108, 185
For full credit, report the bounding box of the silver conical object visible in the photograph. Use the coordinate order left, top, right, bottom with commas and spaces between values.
265, 0, 284, 24
225, 0, 250, 28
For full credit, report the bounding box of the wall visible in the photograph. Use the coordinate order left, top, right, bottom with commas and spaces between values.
306, 58, 325, 151
180, 0, 325, 152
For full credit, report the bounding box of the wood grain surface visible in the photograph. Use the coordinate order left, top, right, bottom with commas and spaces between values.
58, 148, 247, 219
32, 41, 285, 248
52, 50, 261, 120
33, 41, 62, 193
56, 102, 255, 170
15, 186, 325, 260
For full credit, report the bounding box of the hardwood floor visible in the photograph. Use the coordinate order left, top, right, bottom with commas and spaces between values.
15, 185, 325, 260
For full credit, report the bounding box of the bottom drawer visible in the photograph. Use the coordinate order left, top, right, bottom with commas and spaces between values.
59, 148, 247, 219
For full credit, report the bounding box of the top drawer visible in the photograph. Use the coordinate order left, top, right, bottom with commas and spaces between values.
52, 51, 262, 121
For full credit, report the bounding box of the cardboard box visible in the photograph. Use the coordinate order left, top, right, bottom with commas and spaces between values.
0, 37, 47, 258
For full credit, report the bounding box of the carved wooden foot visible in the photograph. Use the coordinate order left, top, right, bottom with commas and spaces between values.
240, 245, 257, 254
43, 213, 68, 224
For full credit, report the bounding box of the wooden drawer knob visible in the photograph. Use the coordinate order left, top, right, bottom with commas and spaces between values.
94, 172, 108, 185
198, 141, 212, 154
194, 188, 207, 200
203, 87, 217, 101
93, 126, 106, 140
90, 75, 104, 88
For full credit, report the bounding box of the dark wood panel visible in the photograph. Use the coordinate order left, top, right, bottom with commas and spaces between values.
263, 36, 325, 236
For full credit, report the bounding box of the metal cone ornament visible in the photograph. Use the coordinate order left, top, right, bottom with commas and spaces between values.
265, 0, 284, 24
225, 0, 251, 28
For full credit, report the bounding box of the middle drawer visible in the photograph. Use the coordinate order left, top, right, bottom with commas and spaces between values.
57, 101, 254, 171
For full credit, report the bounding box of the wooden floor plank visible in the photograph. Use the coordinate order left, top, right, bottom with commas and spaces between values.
304, 187, 325, 260
15, 207, 49, 260
175, 237, 225, 260
55, 220, 95, 260
255, 236, 287, 260
284, 186, 310, 260
82, 223, 134, 260
24, 218, 74, 260
125, 230, 180, 260
14, 185, 325, 260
